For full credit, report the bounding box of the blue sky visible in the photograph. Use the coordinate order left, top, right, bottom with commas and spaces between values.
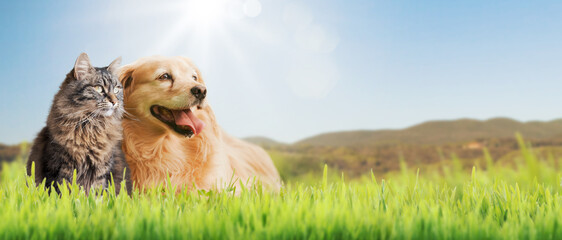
1, 0, 562, 144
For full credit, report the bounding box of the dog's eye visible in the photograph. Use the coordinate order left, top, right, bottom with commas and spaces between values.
192, 75, 197, 81
159, 73, 172, 80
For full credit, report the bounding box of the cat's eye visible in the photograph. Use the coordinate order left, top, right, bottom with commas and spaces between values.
159, 73, 172, 80
113, 87, 121, 94
192, 75, 197, 81
93, 85, 103, 93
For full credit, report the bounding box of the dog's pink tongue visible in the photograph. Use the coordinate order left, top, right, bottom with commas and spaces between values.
171, 109, 205, 135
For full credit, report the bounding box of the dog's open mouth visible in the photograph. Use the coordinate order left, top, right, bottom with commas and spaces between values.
150, 105, 206, 137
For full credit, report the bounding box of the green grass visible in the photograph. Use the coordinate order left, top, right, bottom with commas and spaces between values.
2, 135, 562, 239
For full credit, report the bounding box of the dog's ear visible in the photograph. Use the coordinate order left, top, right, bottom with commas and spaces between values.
119, 64, 135, 89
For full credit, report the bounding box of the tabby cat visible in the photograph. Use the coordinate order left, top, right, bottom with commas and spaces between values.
26, 53, 132, 195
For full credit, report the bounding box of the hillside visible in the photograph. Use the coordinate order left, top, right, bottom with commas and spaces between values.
295, 118, 562, 146
243, 136, 286, 147
5, 117, 562, 180
0, 143, 22, 162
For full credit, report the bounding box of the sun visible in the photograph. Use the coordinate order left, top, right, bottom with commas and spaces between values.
144, 0, 266, 78
181, 0, 228, 27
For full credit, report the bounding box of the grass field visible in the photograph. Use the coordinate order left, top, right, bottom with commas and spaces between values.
2, 136, 562, 239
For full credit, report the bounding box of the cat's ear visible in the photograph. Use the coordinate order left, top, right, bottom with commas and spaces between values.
107, 56, 122, 75
74, 53, 93, 81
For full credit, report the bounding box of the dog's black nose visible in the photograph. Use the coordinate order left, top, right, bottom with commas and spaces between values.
191, 86, 207, 100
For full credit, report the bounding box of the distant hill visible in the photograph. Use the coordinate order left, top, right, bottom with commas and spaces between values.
243, 136, 286, 147
0, 143, 23, 162
296, 118, 562, 147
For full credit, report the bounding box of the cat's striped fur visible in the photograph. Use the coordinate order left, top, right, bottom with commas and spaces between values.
26, 53, 132, 194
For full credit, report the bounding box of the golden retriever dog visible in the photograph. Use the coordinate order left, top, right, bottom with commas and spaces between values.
119, 56, 281, 191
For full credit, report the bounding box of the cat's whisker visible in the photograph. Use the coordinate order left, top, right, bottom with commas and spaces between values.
53, 109, 88, 120
55, 110, 94, 128
74, 115, 92, 131
122, 110, 141, 122
74, 110, 99, 131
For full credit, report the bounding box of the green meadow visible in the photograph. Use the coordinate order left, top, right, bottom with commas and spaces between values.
2, 136, 562, 239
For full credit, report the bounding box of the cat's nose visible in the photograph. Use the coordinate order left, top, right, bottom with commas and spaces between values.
109, 95, 119, 106
191, 86, 207, 100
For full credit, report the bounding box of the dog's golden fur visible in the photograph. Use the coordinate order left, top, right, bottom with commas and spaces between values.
119, 56, 281, 191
